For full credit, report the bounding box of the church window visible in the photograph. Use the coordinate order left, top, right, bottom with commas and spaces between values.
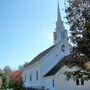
52, 79, 55, 87
61, 44, 65, 52
36, 71, 38, 80
24, 74, 26, 82
76, 79, 79, 85
81, 78, 84, 85
54, 32, 57, 40
30, 74, 32, 81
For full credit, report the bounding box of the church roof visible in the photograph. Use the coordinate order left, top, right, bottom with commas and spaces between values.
44, 56, 68, 77
24, 45, 55, 68
44, 55, 90, 77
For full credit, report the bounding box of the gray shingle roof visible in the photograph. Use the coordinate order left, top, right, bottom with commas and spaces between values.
44, 56, 69, 77
24, 45, 55, 67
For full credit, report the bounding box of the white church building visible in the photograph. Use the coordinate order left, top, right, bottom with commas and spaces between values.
22, 2, 90, 90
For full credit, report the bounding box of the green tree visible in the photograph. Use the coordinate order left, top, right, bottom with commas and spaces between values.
2, 73, 9, 89
3, 66, 12, 73
64, 0, 90, 80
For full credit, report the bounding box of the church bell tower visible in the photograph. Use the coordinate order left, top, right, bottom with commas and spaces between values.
53, 1, 68, 45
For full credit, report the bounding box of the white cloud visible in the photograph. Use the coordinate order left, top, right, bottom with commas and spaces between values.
41, 28, 54, 41
46, 32, 53, 40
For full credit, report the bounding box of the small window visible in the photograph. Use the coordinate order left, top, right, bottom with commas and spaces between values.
36, 71, 38, 80
54, 32, 57, 40
24, 74, 26, 82
52, 79, 55, 87
76, 79, 79, 85
81, 78, 84, 85
30, 74, 32, 81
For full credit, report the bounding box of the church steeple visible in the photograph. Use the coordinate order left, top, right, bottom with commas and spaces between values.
57, 0, 61, 21
53, 0, 68, 45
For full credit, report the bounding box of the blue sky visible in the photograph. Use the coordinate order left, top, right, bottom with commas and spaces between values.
0, 0, 67, 69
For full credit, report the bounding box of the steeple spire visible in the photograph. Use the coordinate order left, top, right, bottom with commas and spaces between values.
53, 0, 68, 45
57, 0, 61, 21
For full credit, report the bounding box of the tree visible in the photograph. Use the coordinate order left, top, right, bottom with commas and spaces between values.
18, 65, 24, 72
3, 66, 12, 73
0, 68, 3, 74
64, 0, 90, 80
8, 71, 23, 90
1, 73, 9, 89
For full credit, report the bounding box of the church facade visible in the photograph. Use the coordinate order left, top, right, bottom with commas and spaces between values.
22, 2, 90, 90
